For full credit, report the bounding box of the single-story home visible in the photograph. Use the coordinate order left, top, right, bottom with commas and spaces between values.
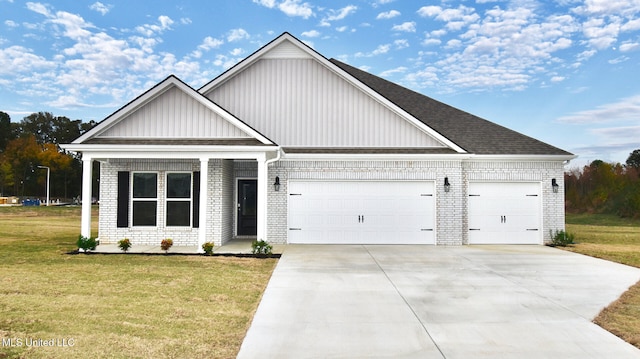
62, 32, 575, 249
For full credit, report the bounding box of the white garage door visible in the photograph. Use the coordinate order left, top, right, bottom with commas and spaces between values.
288, 181, 435, 244
468, 182, 541, 244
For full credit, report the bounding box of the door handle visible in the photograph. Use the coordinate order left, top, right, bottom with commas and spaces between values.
358, 215, 361, 223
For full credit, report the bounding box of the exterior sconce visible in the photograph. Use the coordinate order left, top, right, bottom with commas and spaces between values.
444, 177, 451, 192
552, 178, 559, 193
274, 176, 281, 192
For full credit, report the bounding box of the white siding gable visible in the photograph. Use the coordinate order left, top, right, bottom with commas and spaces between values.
206, 56, 446, 148
98, 86, 250, 139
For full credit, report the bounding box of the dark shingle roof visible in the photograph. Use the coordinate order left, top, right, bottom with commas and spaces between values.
330, 59, 573, 156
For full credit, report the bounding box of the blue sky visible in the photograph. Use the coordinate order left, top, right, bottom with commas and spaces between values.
1, 0, 639, 166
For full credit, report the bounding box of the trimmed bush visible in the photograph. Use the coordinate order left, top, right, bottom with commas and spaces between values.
548, 230, 575, 247
118, 238, 131, 252
77, 235, 97, 252
251, 239, 273, 255
202, 242, 214, 255
161, 238, 173, 253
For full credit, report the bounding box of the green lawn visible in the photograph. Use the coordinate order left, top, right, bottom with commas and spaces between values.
0, 206, 277, 359
565, 213, 640, 348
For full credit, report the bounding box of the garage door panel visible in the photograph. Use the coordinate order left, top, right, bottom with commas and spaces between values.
468, 182, 541, 245
288, 181, 434, 244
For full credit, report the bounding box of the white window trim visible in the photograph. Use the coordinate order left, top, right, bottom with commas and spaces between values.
165, 171, 193, 228
131, 171, 159, 227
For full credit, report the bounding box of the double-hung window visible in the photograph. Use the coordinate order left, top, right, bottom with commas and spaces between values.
132, 172, 158, 226
166, 172, 192, 227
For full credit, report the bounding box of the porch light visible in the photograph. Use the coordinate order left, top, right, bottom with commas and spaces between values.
444, 177, 451, 192
274, 176, 281, 192
552, 178, 559, 193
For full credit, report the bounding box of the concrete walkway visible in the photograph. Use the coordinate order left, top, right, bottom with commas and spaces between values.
238, 245, 640, 358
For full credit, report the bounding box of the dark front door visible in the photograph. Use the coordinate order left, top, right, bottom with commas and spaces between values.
237, 179, 257, 236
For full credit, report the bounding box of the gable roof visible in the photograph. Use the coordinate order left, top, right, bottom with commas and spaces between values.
72, 75, 274, 146
199, 32, 466, 153
330, 59, 573, 156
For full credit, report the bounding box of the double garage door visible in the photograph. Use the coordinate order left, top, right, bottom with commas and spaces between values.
288, 181, 435, 244
287, 180, 542, 245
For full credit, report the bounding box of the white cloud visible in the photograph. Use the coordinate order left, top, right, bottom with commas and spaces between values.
0, 45, 56, 76
253, 0, 276, 8
278, 0, 313, 19
550, 76, 565, 82
4, 20, 18, 28
394, 39, 409, 49
582, 17, 620, 49
136, 15, 174, 37
325, 5, 357, 21
557, 95, 640, 124
198, 36, 224, 51
230, 48, 245, 56
422, 38, 441, 46
227, 28, 249, 42
392, 21, 416, 32
26, 2, 52, 17
376, 10, 400, 20
89, 2, 111, 15
417, 6, 442, 18
301, 30, 320, 37
335, 26, 348, 32
379, 66, 407, 77
620, 42, 640, 52
354, 43, 391, 57
252, 0, 313, 18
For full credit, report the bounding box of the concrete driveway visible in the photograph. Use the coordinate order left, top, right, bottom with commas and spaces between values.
238, 245, 640, 358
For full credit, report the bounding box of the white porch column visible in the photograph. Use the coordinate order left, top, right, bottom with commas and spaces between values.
257, 155, 268, 242
80, 155, 93, 239
198, 157, 209, 253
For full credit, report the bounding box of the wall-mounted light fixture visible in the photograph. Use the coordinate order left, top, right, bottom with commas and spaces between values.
551, 178, 559, 193
274, 176, 281, 192
444, 177, 451, 192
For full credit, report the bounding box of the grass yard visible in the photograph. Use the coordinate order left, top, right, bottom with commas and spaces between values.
0, 206, 277, 359
565, 213, 640, 348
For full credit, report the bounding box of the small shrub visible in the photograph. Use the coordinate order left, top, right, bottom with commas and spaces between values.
161, 238, 173, 253
202, 242, 215, 255
118, 238, 132, 252
77, 235, 97, 252
548, 230, 575, 247
251, 239, 273, 256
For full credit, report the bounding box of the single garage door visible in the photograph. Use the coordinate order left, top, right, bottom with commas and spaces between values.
468, 182, 541, 244
288, 181, 435, 244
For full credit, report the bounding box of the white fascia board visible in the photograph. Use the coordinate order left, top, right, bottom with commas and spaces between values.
200, 33, 465, 153
73, 76, 273, 145
467, 154, 578, 162
61, 144, 278, 160
281, 152, 474, 162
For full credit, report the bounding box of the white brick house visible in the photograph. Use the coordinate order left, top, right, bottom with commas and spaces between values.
62, 32, 575, 249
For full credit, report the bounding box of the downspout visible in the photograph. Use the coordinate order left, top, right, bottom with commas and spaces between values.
265, 147, 282, 166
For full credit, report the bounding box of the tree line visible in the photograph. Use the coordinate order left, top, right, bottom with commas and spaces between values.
0, 111, 96, 201
565, 150, 640, 219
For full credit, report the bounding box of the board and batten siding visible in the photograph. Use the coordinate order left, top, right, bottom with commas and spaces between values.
205, 58, 445, 148
98, 86, 250, 139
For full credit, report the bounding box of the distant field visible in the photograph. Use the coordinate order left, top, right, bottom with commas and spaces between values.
0, 206, 277, 359
565, 213, 640, 348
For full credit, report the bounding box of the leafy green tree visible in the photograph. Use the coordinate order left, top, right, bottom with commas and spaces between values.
627, 149, 640, 170
0, 111, 11, 151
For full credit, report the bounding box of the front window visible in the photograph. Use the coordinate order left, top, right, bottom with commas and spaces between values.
166, 172, 192, 226
132, 172, 157, 226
